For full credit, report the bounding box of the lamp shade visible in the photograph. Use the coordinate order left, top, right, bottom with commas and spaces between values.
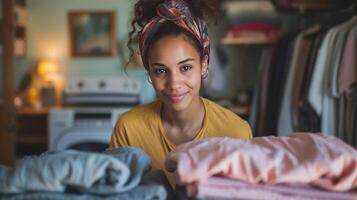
37, 60, 59, 76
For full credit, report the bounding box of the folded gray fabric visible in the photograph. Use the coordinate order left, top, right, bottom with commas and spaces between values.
0, 184, 167, 200
95, 147, 152, 193
0, 150, 130, 195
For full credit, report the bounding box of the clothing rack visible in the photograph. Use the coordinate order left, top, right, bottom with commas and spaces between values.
317, 3, 356, 21
297, 3, 357, 30
307, 3, 357, 28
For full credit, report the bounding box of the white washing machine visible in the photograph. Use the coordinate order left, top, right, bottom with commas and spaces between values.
48, 107, 130, 152
48, 75, 155, 152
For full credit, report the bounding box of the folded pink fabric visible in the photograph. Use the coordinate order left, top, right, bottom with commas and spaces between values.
227, 22, 281, 38
165, 133, 357, 191
186, 176, 357, 200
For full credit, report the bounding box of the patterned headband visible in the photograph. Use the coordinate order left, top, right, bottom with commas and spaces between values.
138, 0, 210, 69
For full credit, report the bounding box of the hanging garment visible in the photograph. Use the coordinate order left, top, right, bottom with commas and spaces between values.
290, 30, 315, 131
337, 26, 357, 146
322, 17, 357, 136
308, 26, 336, 117
249, 47, 275, 134
293, 30, 325, 132
278, 33, 304, 136
264, 35, 296, 135
256, 47, 275, 136
278, 25, 320, 136
253, 34, 295, 136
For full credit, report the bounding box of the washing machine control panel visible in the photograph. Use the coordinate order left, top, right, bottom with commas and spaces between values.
48, 107, 130, 151
73, 113, 112, 128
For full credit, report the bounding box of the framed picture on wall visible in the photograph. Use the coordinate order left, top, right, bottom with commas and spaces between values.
68, 11, 116, 57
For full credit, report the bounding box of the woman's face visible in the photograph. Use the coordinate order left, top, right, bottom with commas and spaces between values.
148, 35, 208, 112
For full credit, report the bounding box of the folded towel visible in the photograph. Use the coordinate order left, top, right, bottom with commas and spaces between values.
0, 150, 130, 194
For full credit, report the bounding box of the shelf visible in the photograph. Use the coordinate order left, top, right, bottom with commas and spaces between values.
17, 135, 47, 145
273, 1, 333, 13
15, 106, 49, 156
17, 107, 49, 115
290, 2, 331, 11
221, 37, 277, 45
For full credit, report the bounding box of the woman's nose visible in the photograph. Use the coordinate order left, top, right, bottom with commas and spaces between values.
167, 72, 182, 90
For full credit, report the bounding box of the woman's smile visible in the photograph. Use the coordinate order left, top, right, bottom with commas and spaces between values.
165, 92, 189, 103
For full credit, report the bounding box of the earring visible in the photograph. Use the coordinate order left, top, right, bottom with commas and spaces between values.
202, 70, 209, 79
147, 74, 152, 84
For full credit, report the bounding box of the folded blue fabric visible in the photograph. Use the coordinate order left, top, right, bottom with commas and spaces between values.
0, 147, 168, 199
95, 147, 152, 193
0, 150, 132, 194
0, 184, 167, 200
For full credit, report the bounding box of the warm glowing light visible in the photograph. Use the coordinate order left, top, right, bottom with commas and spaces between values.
37, 60, 59, 75
35, 60, 64, 106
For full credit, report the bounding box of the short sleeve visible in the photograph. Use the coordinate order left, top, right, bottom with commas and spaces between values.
244, 120, 253, 140
109, 117, 130, 149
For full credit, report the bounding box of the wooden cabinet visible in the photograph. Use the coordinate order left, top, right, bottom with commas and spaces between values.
15, 108, 49, 157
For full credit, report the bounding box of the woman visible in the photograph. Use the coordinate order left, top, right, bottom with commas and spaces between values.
110, 0, 252, 188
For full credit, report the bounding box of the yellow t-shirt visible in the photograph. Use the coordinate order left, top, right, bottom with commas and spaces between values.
110, 97, 252, 188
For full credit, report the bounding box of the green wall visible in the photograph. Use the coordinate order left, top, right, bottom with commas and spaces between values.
0, 0, 157, 102
1, 0, 240, 100
27, 0, 134, 76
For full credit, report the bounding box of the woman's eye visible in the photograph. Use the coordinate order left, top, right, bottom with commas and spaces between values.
181, 65, 192, 72
154, 68, 166, 75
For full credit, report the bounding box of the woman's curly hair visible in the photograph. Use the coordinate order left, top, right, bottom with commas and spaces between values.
126, 0, 220, 67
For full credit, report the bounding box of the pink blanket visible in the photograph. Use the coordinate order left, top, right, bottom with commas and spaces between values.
165, 133, 357, 191
186, 176, 357, 200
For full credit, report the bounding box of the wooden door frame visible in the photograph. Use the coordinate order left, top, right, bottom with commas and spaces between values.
0, 0, 16, 166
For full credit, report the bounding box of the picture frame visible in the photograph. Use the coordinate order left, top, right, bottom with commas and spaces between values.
68, 11, 116, 57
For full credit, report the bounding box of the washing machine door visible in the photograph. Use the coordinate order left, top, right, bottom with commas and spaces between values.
53, 127, 112, 152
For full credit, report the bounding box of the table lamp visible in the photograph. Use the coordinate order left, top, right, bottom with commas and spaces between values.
36, 60, 63, 107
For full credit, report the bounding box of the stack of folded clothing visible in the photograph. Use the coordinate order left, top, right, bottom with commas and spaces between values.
0, 147, 168, 200
166, 133, 357, 200
222, 0, 281, 43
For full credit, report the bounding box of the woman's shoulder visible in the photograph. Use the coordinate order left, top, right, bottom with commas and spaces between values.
203, 97, 250, 127
118, 99, 161, 123
202, 97, 252, 139
203, 98, 241, 120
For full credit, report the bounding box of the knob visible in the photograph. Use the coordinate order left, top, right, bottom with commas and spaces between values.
77, 81, 84, 89
99, 81, 106, 88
